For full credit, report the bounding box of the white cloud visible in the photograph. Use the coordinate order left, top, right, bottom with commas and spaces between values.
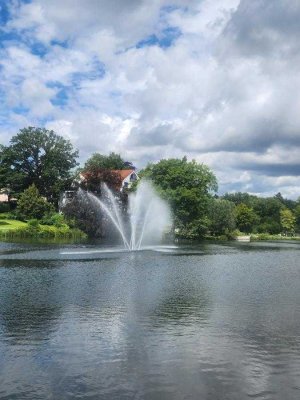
1, 0, 300, 198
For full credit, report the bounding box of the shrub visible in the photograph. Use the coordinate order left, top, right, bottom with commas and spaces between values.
0, 203, 10, 213
15, 184, 54, 220
41, 212, 66, 227
27, 219, 40, 228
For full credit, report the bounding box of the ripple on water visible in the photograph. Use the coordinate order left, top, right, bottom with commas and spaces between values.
0, 242, 300, 399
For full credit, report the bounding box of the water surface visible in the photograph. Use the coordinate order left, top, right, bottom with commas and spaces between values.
0, 241, 299, 399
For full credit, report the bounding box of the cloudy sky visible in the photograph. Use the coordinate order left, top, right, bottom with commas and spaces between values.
0, 0, 299, 198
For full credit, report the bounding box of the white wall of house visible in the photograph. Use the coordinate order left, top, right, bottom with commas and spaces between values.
121, 171, 138, 190
0, 193, 9, 202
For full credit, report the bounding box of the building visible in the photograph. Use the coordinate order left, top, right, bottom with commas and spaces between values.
0, 193, 9, 203
78, 169, 138, 192
113, 169, 138, 191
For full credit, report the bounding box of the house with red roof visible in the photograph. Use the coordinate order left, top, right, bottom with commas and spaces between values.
113, 169, 138, 191
78, 168, 139, 192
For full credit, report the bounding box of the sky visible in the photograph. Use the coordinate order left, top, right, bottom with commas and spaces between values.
0, 0, 300, 198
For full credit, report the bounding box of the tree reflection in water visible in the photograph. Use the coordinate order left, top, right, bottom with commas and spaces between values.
0, 260, 62, 344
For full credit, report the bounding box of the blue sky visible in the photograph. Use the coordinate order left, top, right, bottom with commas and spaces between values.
0, 0, 300, 198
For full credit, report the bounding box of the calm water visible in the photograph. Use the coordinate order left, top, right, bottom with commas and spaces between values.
0, 241, 300, 400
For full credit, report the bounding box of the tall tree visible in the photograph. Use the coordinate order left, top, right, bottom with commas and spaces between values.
294, 203, 300, 233
207, 199, 236, 236
1, 127, 78, 203
280, 208, 296, 235
140, 157, 217, 237
83, 152, 127, 171
235, 203, 259, 233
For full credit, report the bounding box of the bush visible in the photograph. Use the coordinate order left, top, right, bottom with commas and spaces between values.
15, 184, 54, 220
0, 203, 10, 213
41, 212, 66, 227
0, 212, 17, 220
27, 219, 40, 228
0, 223, 86, 239
257, 221, 281, 234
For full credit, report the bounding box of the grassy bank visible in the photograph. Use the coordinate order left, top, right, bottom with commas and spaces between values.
0, 215, 87, 240
250, 233, 300, 241
0, 219, 27, 230
204, 232, 300, 242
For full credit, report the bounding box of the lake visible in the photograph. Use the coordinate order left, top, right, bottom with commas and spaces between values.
0, 241, 299, 399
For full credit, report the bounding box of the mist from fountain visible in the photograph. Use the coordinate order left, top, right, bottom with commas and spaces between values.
86, 180, 172, 250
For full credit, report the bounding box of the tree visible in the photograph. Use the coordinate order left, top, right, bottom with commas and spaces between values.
140, 157, 217, 237
83, 152, 127, 171
275, 192, 296, 210
61, 190, 105, 237
252, 197, 283, 233
223, 192, 255, 207
235, 203, 259, 233
1, 127, 79, 203
223, 193, 284, 234
15, 184, 54, 220
207, 199, 236, 236
294, 204, 300, 233
280, 208, 296, 235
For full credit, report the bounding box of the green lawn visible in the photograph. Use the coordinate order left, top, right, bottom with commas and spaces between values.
0, 219, 27, 231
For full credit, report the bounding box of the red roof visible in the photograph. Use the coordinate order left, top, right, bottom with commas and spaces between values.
113, 169, 135, 180
80, 169, 135, 180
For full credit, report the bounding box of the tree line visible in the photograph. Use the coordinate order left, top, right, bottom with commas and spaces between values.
1, 127, 299, 238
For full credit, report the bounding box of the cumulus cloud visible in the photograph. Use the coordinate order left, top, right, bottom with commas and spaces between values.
0, 0, 299, 197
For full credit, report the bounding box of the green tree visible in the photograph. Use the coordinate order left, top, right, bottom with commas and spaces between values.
207, 199, 236, 236
235, 203, 259, 233
223, 192, 255, 207
253, 197, 283, 233
16, 184, 54, 220
83, 152, 126, 171
141, 157, 217, 237
294, 204, 300, 233
1, 127, 78, 203
280, 208, 296, 235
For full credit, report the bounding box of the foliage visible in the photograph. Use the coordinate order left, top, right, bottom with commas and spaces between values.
0, 214, 86, 240
0, 203, 10, 213
280, 208, 296, 234
61, 191, 105, 237
256, 220, 282, 234
174, 217, 211, 239
15, 184, 54, 221
223, 192, 255, 207
252, 197, 283, 231
251, 233, 300, 241
40, 212, 71, 228
207, 198, 236, 236
140, 157, 217, 238
294, 204, 300, 232
0, 224, 86, 239
83, 152, 127, 171
235, 203, 259, 233
222, 192, 288, 234
80, 167, 123, 194
0, 127, 78, 203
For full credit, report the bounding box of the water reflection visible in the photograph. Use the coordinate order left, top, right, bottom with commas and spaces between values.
0, 261, 62, 344
0, 242, 299, 399
150, 286, 211, 325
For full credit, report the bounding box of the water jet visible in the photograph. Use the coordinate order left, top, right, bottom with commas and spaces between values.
83, 180, 171, 250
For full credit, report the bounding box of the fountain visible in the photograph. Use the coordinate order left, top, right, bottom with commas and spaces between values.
85, 180, 172, 250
